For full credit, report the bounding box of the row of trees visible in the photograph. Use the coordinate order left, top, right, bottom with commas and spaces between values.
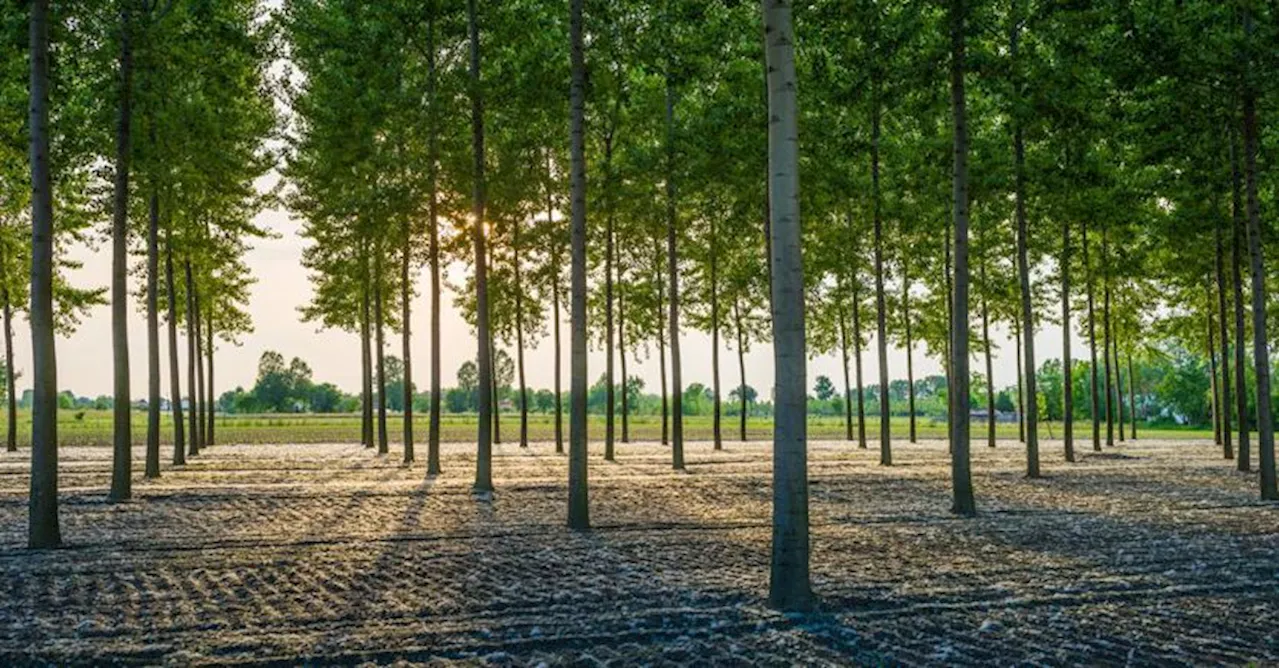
277, 0, 1276, 609
12, 0, 1277, 613
15, 0, 273, 547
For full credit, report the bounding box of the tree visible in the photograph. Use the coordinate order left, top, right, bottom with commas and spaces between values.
1240, 8, 1276, 500
27, 0, 59, 549
468, 0, 495, 495
813, 375, 835, 401
566, 0, 588, 530
948, 0, 975, 518
763, 0, 811, 613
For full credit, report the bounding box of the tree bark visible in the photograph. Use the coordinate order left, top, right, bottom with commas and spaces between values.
1083, 221, 1100, 451
205, 320, 214, 447
871, 64, 891, 467
184, 259, 200, 457
3, 284, 15, 453
852, 283, 867, 449
425, 6, 441, 473
109, 0, 135, 502
567, 0, 589, 528
839, 306, 853, 442
193, 275, 206, 454
515, 215, 529, 450
1215, 218, 1231, 458
552, 261, 563, 454
1101, 227, 1114, 447
603, 135, 615, 460
165, 229, 185, 466
618, 259, 630, 443
763, 0, 812, 611
401, 219, 414, 464
360, 241, 373, 449
980, 257, 995, 448
710, 215, 722, 451
944, 218, 953, 451
545, 160, 563, 456
1010, 1, 1038, 477
657, 244, 668, 446
1015, 318, 1024, 442
1126, 351, 1136, 440
948, 0, 976, 517
468, 0, 493, 494
665, 74, 684, 471
1241, 33, 1276, 499
1230, 128, 1250, 472
1061, 217, 1074, 462
1113, 322, 1124, 443
28, 0, 61, 548
735, 300, 748, 442
374, 250, 388, 455
903, 268, 916, 443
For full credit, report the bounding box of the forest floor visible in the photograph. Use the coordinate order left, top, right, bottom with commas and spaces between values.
0, 438, 1275, 666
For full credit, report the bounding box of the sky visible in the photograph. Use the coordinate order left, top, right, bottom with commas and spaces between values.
28, 183, 1098, 403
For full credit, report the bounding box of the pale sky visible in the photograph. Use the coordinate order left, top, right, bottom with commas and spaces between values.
29, 188, 1092, 403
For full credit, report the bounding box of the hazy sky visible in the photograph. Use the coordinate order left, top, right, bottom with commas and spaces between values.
26, 186, 1099, 403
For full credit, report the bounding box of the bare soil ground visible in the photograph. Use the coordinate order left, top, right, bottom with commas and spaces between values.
0, 437, 1275, 666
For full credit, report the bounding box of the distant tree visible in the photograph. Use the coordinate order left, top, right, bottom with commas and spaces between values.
813, 375, 836, 402
308, 383, 345, 413
533, 389, 555, 414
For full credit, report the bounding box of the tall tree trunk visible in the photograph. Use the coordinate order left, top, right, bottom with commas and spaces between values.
665, 74, 684, 471
1215, 219, 1231, 458
710, 215, 722, 451
468, 0, 493, 494
944, 218, 953, 451
28, 0, 61, 548
401, 218, 414, 464
184, 258, 199, 457
193, 277, 205, 454
1014, 319, 1024, 442
3, 285, 15, 453
165, 228, 185, 465
109, 0, 135, 503
425, 6, 441, 473
1230, 129, 1250, 473
567, 0, 589, 528
1241, 32, 1276, 500
374, 250, 388, 455
852, 283, 867, 449
205, 320, 214, 447
763, 0, 812, 611
1010, 1, 1038, 477
1208, 305, 1222, 448
603, 135, 615, 460
489, 260, 499, 447
1102, 228, 1115, 447
903, 267, 917, 443
553, 267, 563, 455
735, 300, 748, 442
515, 217, 529, 450
361, 246, 373, 448
871, 68, 891, 467
618, 262, 630, 444
1126, 351, 1136, 440
1061, 217, 1074, 462
657, 239, 668, 446
948, 0, 975, 517
545, 164, 563, 456
1083, 221, 1100, 451
980, 258, 995, 448
839, 306, 853, 442
1113, 323, 1125, 443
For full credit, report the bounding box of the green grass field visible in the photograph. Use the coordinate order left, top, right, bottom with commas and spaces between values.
0, 409, 1223, 447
